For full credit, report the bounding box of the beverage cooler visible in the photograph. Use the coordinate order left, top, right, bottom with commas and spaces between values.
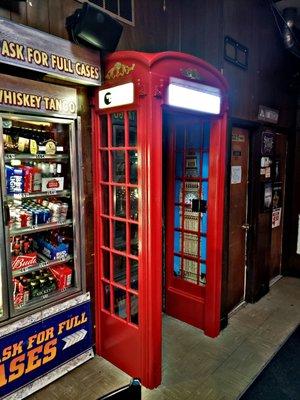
0, 112, 84, 322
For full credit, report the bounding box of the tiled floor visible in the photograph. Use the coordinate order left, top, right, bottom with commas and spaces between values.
28, 277, 300, 400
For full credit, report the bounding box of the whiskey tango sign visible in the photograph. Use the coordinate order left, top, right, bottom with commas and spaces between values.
0, 18, 101, 85
0, 294, 93, 399
0, 73, 77, 117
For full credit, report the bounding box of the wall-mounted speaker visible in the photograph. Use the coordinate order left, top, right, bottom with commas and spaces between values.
66, 2, 123, 52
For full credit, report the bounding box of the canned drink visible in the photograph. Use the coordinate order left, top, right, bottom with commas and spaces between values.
37, 210, 45, 225
43, 210, 52, 224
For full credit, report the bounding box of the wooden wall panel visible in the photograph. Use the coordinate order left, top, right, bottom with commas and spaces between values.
49, 0, 80, 40
181, 0, 223, 68
117, 0, 168, 52
26, 0, 50, 32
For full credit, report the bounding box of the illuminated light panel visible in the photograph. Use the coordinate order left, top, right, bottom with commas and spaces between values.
167, 79, 221, 115
99, 82, 134, 109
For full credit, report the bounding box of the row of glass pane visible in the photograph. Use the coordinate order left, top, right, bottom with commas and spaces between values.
100, 111, 139, 325
101, 185, 138, 220
173, 121, 210, 286
100, 150, 138, 183
100, 111, 137, 148
103, 283, 138, 324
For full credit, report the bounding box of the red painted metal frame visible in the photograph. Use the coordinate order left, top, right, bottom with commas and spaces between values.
92, 51, 228, 389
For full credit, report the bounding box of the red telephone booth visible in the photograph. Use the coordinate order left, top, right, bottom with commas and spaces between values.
92, 51, 228, 389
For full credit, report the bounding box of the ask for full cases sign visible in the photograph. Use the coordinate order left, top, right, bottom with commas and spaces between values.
0, 17, 101, 86
0, 293, 93, 399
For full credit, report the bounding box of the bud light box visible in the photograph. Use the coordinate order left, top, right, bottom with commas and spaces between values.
42, 177, 64, 192
34, 238, 69, 260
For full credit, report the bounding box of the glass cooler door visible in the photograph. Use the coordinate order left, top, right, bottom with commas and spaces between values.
0, 114, 83, 316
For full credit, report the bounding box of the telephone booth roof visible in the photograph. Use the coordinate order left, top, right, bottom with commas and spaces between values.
99, 51, 228, 114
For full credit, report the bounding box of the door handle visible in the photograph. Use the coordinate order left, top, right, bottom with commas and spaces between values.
241, 223, 250, 230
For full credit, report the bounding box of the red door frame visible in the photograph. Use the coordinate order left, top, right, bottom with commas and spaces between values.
93, 51, 228, 388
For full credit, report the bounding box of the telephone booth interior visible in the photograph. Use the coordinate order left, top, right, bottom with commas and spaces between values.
92, 51, 228, 389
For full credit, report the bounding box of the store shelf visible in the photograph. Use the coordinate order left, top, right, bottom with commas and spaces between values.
6, 190, 71, 200
5, 153, 69, 161
10, 219, 73, 236
12, 254, 73, 277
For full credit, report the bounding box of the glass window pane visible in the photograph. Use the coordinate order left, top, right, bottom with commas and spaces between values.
114, 220, 126, 251
112, 112, 125, 147
185, 151, 200, 177
101, 184, 110, 215
103, 283, 110, 311
175, 180, 181, 203
200, 263, 207, 285
114, 287, 127, 319
101, 150, 109, 182
174, 231, 181, 253
174, 206, 180, 229
202, 181, 209, 201
129, 111, 137, 146
102, 250, 110, 279
102, 218, 110, 247
100, 115, 108, 147
173, 256, 181, 277
199, 236, 207, 261
183, 258, 198, 284
106, 0, 118, 13
130, 224, 138, 255
176, 127, 185, 151
130, 259, 138, 290
112, 151, 125, 182
200, 213, 207, 233
203, 122, 210, 149
202, 152, 209, 179
175, 151, 183, 177
130, 187, 138, 220
183, 233, 198, 257
130, 294, 138, 325
129, 151, 138, 184
113, 254, 126, 286
114, 186, 126, 218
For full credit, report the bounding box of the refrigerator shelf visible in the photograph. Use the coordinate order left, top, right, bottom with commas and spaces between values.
5, 153, 69, 161
6, 190, 71, 200
10, 219, 73, 236
12, 254, 73, 277
14, 286, 79, 313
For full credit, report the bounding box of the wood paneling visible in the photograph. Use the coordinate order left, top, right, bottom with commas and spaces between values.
49, 0, 80, 40
227, 128, 249, 312
117, 0, 168, 52
26, 0, 50, 32
269, 133, 287, 280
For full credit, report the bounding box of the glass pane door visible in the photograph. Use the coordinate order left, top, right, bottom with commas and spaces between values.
173, 121, 210, 286
0, 115, 81, 316
99, 111, 139, 325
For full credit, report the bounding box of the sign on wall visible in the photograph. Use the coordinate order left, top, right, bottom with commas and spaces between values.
0, 293, 93, 400
0, 18, 101, 86
0, 73, 77, 117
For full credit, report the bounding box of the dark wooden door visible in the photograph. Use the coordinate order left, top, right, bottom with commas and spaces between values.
227, 127, 249, 312
269, 133, 287, 281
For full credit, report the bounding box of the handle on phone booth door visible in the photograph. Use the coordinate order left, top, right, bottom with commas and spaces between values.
241, 223, 250, 230
192, 199, 207, 213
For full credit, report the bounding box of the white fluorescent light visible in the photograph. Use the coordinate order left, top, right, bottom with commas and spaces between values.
99, 82, 134, 109
167, 78, 221, 115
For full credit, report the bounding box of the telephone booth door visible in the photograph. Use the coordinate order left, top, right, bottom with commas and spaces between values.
93, 51, 228, 389
165, 113, 211, 329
